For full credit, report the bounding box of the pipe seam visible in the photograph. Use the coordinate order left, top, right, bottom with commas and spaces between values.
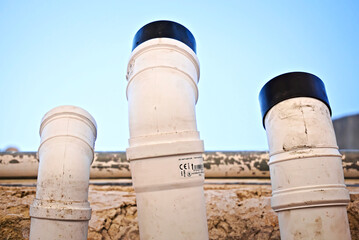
269, 147, 341, 165
271, 186, 350, 212
126, 65, 199, 103
134, 178, 204, 193
40, 113, 97, 138
39, 134, 95, 150
128, 40, 200, 80
129, 131, 200, 146
38, 135, 95, 163
272, 183, 347, 194
30, 199, 91, 220
127, 140, 204, 160
268, 146, 339, 158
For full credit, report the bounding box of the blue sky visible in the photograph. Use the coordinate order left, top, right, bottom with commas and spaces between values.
1, 1, 358, 151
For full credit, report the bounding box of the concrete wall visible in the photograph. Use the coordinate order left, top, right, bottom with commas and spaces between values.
333, 113, 359, 149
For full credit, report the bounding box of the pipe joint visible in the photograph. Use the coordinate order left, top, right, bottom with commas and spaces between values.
271, 184, 350, 212
39, 106, 97, 150
30, 105, 97, 240
126, 21, 208, 239
30, 199, 92, 221
126, 38, 200, 103
127, 139, 204, 161
259, 72, 351, 239
268, 147, 341, 164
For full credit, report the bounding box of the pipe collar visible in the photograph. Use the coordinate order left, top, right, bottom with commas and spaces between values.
132, 20, 196, 53
40, 105, 97, 138
30, 199, 92, 220
259, 72, 331, 128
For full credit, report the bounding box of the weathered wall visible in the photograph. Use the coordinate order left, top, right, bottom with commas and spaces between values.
1, 151, 359, 179
1, 183, 358, 240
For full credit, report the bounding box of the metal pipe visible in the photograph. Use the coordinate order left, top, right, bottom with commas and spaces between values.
29, 105, 97, 240
259, 72, 351, 239
126, 20, 208, 239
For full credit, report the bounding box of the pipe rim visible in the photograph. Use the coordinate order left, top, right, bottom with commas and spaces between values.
132, 20, 197, 53
39, 105, 97, 138
259, 72, 331, 128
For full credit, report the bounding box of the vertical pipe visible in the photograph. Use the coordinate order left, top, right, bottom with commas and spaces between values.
29, 105, 97, 240
126, 20, 208, 240
259, 72, 351, 239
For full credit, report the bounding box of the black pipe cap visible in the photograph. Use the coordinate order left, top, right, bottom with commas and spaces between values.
259, 72, 331, 128
132, 20, 196, 53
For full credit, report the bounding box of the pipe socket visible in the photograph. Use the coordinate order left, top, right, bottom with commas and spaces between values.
259, 72, 351, 239
126, 21, 208, 240
29, 105, 97, 240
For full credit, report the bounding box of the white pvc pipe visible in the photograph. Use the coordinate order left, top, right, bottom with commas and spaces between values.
29, 105, 97, 240
260, 72, 351, 239
126, 21, 208, 240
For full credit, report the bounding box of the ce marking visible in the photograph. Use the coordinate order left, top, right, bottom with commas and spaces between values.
179, 163, 192, 170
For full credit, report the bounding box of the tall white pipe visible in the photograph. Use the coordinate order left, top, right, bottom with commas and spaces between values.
259, 72, 351, 239
29, 105, 97, 240
126, 20, 208, 240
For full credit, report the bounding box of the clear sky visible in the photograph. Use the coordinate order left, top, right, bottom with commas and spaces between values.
1, 1, 358, 152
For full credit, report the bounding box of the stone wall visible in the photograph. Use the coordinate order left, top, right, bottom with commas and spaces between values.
1, 183, 358, 240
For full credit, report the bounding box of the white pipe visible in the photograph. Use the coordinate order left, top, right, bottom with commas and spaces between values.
126, 21, 208, 240
29, 105, 97, 240
259, 72, 351, 239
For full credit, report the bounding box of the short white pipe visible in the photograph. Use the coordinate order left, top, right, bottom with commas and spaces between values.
259, 72, 351, 239
126, 21, 208, 240
29, 105, 97, 240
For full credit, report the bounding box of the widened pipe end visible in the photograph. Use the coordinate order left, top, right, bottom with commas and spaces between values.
40, 105, 97, 138
132, 20, 196, 53
259, 72, 331, 128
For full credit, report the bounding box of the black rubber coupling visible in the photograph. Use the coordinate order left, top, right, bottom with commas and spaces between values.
132, 20, 196, 53
259, 72, 331, 128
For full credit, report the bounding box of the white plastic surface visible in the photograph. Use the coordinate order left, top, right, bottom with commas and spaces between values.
126, 38, 208, 240
29, 105, 97, 240
126, 38, 200, 146
264, 97, 351, 239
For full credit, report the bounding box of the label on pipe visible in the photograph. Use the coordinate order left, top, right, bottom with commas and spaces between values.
178, 155, 204, 178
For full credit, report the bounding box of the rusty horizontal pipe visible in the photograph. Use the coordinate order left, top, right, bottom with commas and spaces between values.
0, 150, 358, 179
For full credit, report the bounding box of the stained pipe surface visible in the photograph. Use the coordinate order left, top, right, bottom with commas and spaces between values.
259, 72, 351, 239
126, 20, 208, 240
29, 106, 97, 240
